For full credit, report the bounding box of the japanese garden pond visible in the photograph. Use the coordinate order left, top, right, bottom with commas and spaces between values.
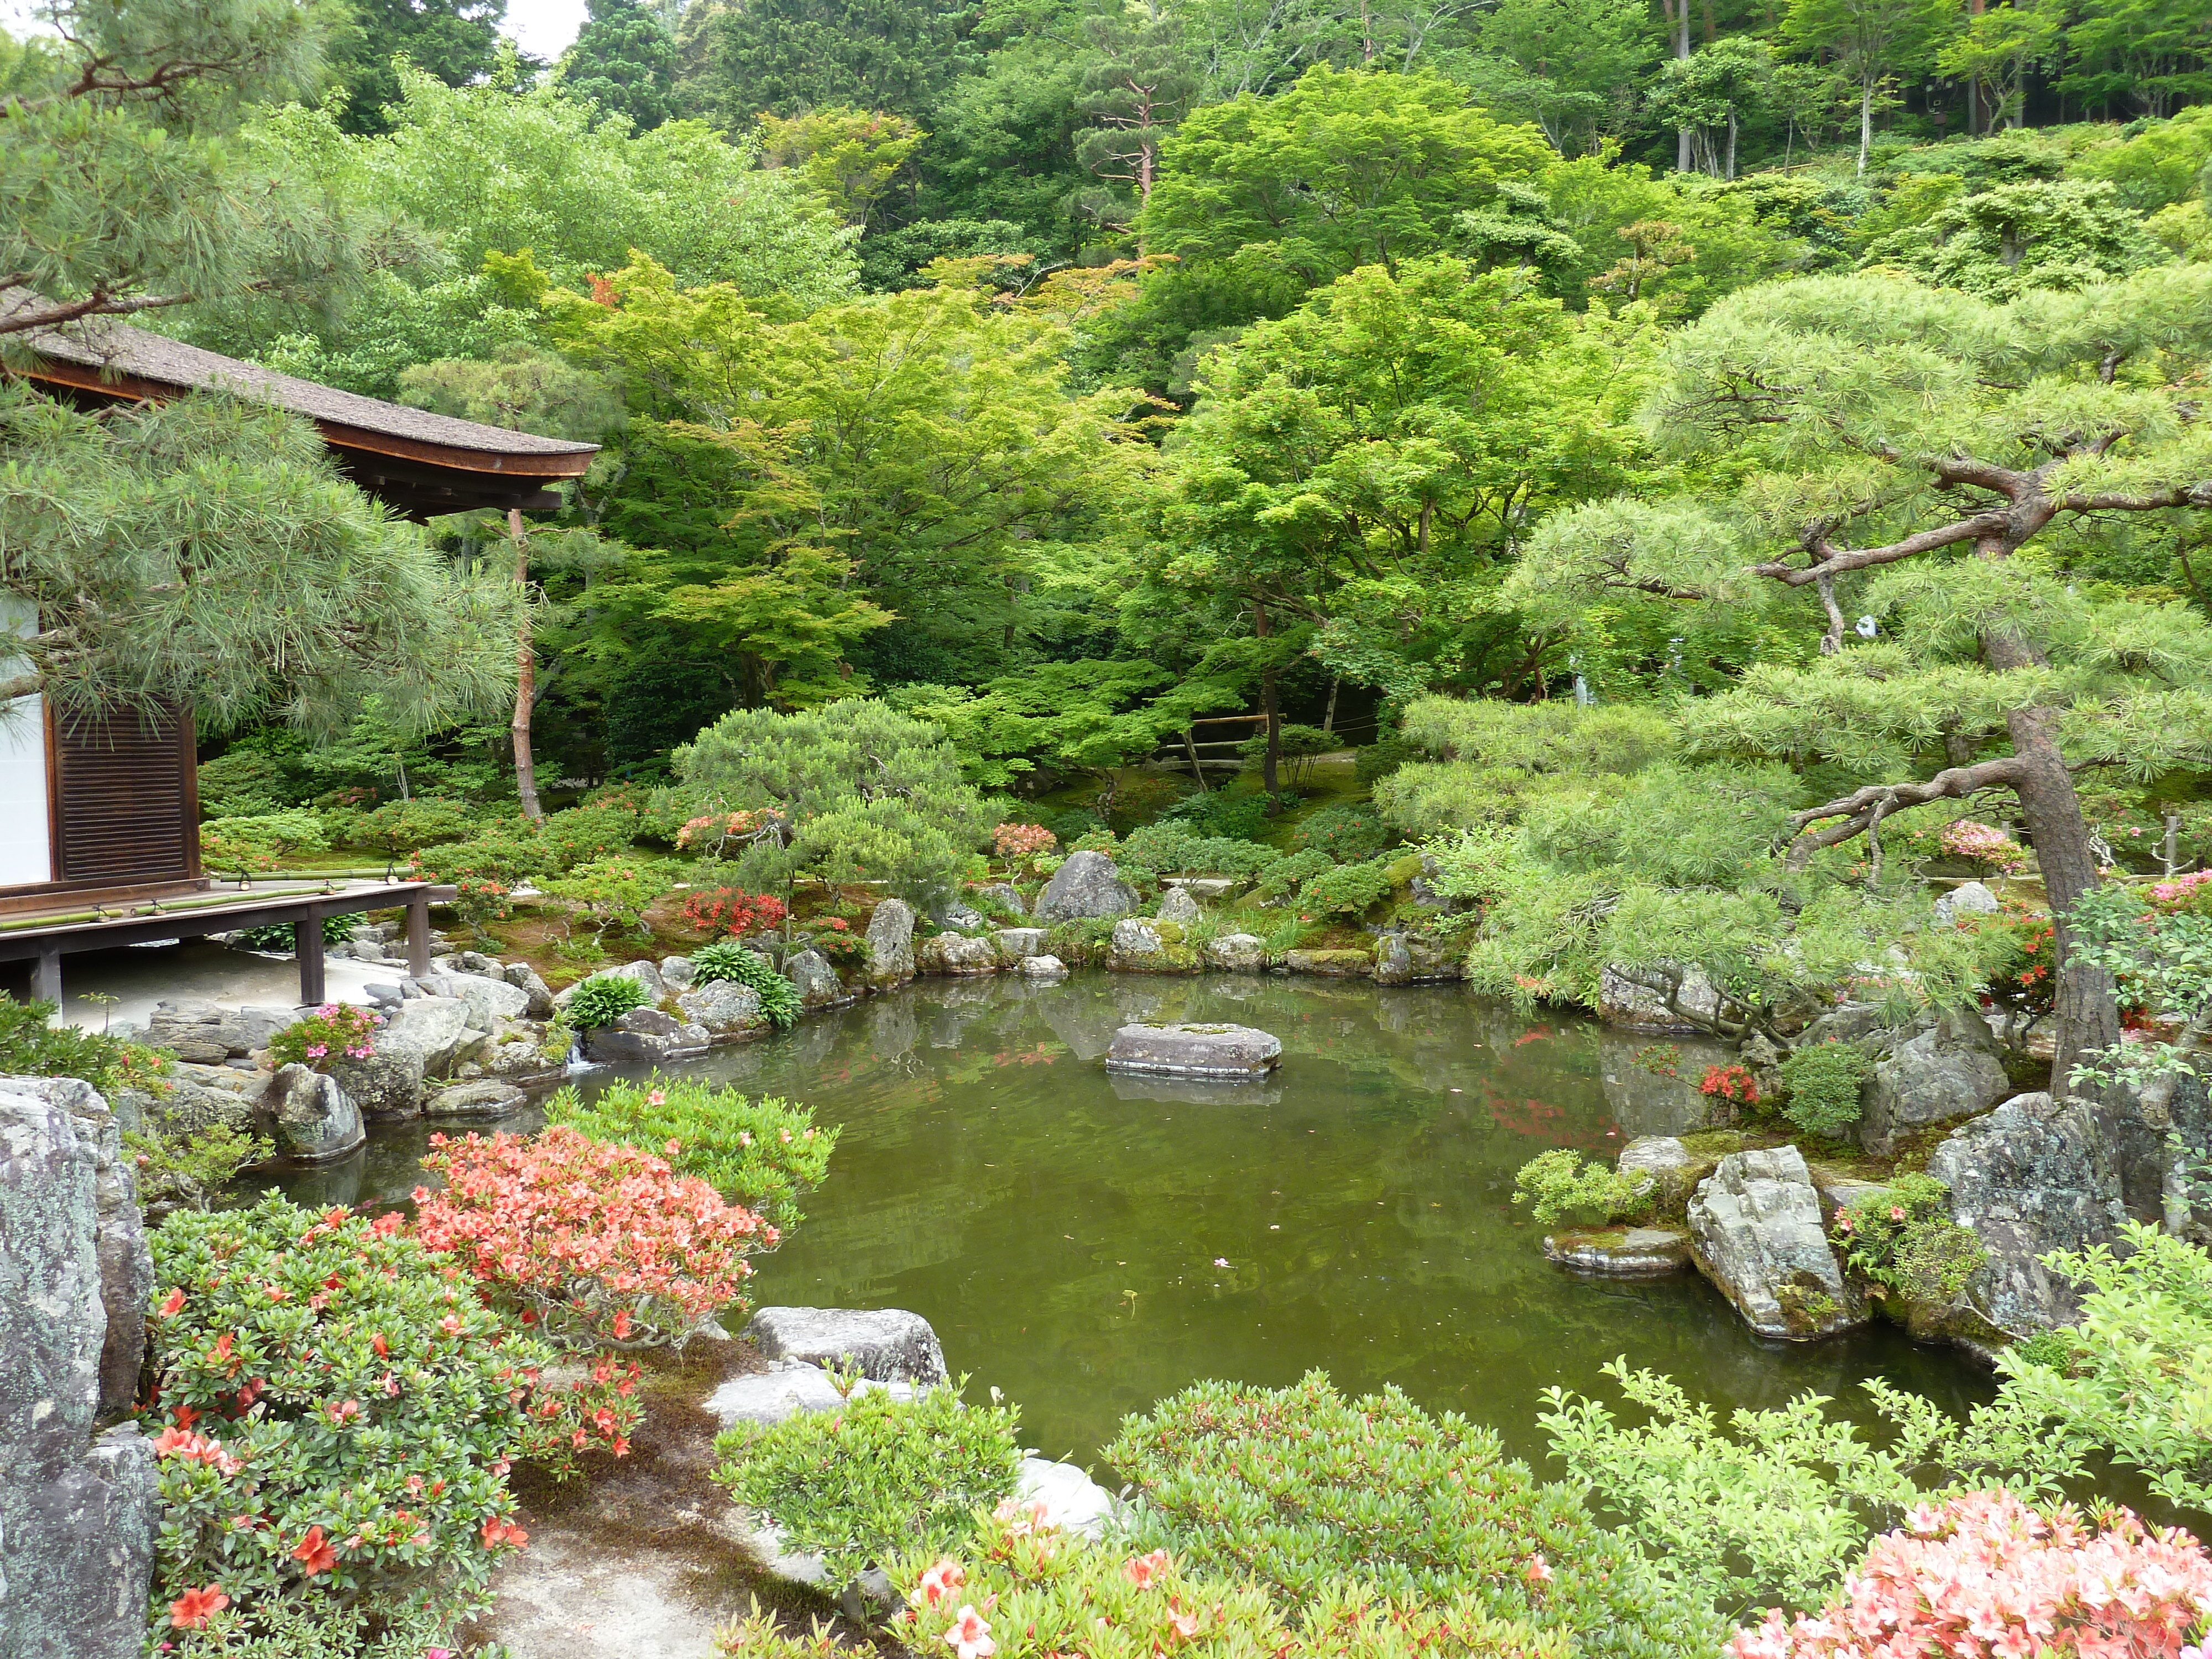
264, 971, 1992, 1467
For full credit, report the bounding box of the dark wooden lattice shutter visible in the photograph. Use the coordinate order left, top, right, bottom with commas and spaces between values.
51, 703, 199, 882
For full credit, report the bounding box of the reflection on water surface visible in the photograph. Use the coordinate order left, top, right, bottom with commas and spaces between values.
272, 971, 1991, 1465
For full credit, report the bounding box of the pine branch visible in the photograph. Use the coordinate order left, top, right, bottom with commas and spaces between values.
1782, 755, 2024, 869
1755, 514, 2010, 586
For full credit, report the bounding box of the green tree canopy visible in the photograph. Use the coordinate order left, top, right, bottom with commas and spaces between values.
558, 0, 680, 131
325, 0, 507, 135
1511, 265, 2212, 1082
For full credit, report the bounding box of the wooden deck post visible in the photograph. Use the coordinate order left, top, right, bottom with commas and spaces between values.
405, 891, 431, 978
32, 947, 62, 1006
295, 909, 325, 1006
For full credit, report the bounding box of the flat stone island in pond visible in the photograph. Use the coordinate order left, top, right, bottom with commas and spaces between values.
1105, 1021, 1282, 1077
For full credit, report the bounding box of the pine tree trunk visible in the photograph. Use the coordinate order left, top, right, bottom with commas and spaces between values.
1984, 627, 2121, 1095
508, 508, 544, 825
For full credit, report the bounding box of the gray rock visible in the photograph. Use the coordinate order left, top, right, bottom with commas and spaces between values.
783, 948, 846, 1009
446, 950, 504, 976
1616, 1135, 1714, 1212
977, 882, 1027, 916
919, 932, 1001, 975
0, 1420, 158, 1659
743, 1306, 949, 1385
257, 1063, 366, 1163
1282, 949, 1370, 977
1020, 954, 1068, 978
1861, 1006, 2009, 1155
499, 963, 556, 1018
1014, 1456, 1118, 1540
1164, 877, 1237, 900
413, 971, 530, 1030
994, 927, 1047, 960
1815, 1176, 1895, 1220
865, 900, 916, 988
121, 1074, 256, 1142
1687, 1146, 1864, 1339
678, 980, 767, 1038
705, 1360, 918, 1430
1203, 932, 1267, 971
2, 1077, 108, 1463
620, 1006, 683, 1037
379, 997, 475, 1078
1927, 1092, 2126, 1332
1035, 850, 1139, 922
1799, 1001, 1900, 1047
1933, 881, 2001, 926
363, 982, 405, 1008
605, 959, 667, 1001
583, 1018, 711, 1066
659, 956, 698, 992
143, 998, 297, 1060
1373, 932, 1463, 986
1155, 885, 1203, 925
1107, 1022, 1282, 1078
325, 1042, 427, 1123
424, 1079, 529, 1119
1544, 1225, 1695, 1277
1598, 963, 1741, 1032
1110, 918, 1164, 961
940, 901, 989, 932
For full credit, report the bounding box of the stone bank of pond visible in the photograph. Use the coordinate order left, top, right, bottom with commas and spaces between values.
273, 971, 1991, 1464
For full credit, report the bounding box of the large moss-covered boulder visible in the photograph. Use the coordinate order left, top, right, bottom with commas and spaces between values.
1688, 1146, 1865, 1340
864, 899, 916, 987
1036, 851, 1138, 921
1860, 1008, 2009, 1155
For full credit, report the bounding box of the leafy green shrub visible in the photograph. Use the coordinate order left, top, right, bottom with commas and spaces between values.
1354, 726, 1416, 786
195, 746, 299, 819
1288, 802, 1391, 863
126, 1119, 273, 1214
1042, 915, 1119, 966
144, 1197, 638, 1653
1106, 1374, 1718, 1659
692, 940, 803, 1028
853, 1507, 1572, 1659
199, 810, 330, 875
1119, 821, 1282, 878
410, 824, 556, 926
538, 794, 648, 868
1832, 1174, 1987, 1306
564, 973, 654, 1031
231, 915, 357, 951
1512, 1149, 1650, 1228
1159, 789, 1273, 840
544, 1073, 834, 1231
1777, 1041, 1870, 1139
1296, 857, 1394, 918
334, 797, 477, 862
1254, 847, 1335, 900
544, 856, 669, 941
0, 992, 173, 1098
712, 1381, 1022, 1583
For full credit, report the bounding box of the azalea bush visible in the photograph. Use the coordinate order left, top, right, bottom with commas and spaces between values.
413, 1126, 778, 1350
1254, 848, 1336, 901
410, 826, 554, 927
693, 940, 803, 1028
1513, 1149, 1651, 1228
1288, 802, 1392, 863
847, 1509, 1577, 1659
1726, 1492, 2212, 1659
1297, 857, 1395, 918
267, 1003, 383, 1073
806, 915, 870, 969
992, 821, 1057, 874
0, 992, 173, 1098
336, 797, 477, 864
1830, 1174, 1987, 1307
199, 810, 330, 877
1105, 1374, 1720, 1659
1938, 820, 2028, 877
712, 1380, 1023, 1584
562, 972, 654, 1031
128, 1119, 273, 1215
544, 856, 667, 942
143, 1197, 638, 1655
1700, 1063, 1762, 1107
543, 1074, 834, 1232
1118, 821, 1284, 880
682, 884, 788, 938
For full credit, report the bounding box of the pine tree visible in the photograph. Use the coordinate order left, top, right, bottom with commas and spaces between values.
1515, 266, 2212, 1091
558, 0, 679, 132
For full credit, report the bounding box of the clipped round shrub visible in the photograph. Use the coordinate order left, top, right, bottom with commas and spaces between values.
1777, 1041, 1870, 1139
692, 939, 803, 1029
144, 1197, 637, 1653
1105, 1374, 1720, 1659
544, 1073, 834, 1232
1296, 858, 1394, 918
712, 1381, 1022, 1585
563, 972, 654, 1031
1254, 848, 1335, 901
413, 1126, 779, 1349
1288, 802, 1391, 863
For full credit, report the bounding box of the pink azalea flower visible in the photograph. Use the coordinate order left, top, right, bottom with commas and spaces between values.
942, 1605, 995, 1659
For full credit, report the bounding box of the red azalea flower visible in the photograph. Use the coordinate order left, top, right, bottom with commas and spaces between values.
291, 1525, 338, 1575
168, 1585, 229, 1629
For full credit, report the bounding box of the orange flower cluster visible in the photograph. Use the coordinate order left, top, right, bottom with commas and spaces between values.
414, 1127, 779, 1350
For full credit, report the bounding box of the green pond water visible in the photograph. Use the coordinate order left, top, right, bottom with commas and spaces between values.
269, 972, 1992, 1470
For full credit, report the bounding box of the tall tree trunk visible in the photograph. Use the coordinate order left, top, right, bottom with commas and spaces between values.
1254, 599, 1281, 801
508, 508, 544, 825
1666, 0, 1693, 171
1726, 102, 1738, 179
1322, 676, 1339, 735
1983, 627, 2121, 1094
1857, 77, 1873, 175
1967, 0, 1984, 133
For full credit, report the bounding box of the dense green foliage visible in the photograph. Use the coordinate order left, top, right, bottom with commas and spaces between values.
691, 940, 806, 1027
1513, 1148, 1652, 1227
544, 1073, 834, 1229
0, 993, 173, 1099
712, 1382, 1023, 1582
563, 973, 654, 1030
1776, 1040, 1871, 1138
1107, 1374, 1723, 1658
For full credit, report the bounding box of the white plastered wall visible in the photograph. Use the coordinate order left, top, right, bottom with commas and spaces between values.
0, 598, 53, 886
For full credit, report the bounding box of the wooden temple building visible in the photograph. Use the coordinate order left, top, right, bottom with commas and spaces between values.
1, 296, 597, 1003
